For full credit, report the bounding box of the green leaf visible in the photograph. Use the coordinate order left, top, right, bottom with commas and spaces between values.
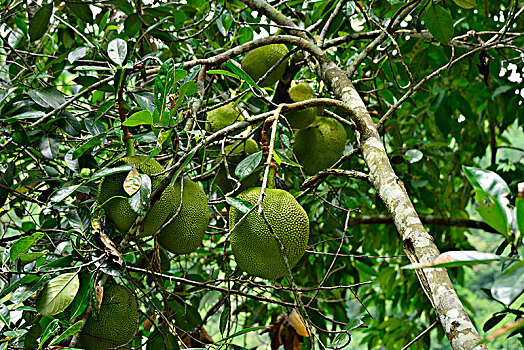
329, 316, 364, 348
403, 250, 506, 269
10, 232, 44, 262
66, 1, 93, 23
90, 164, 133, 182
28, 87, 66, 108
73, 133, 105, 159
235, 151, 263, 179
172, 10, 186, 29
0, 303, 9, 327
29, 4, 53, 41
491, 262, 524, 305
463, 166, 510, 201
39, 318, 60, 346
122, 109, 153, 126
128, 174, 151, 216
473, 189, 509, 237
225, 60, 261, 89
70, 273, 93, 319
11, 274, 51, 304
154, 58, 176, 122
108, 38, 127, 66
452, 0, 476, 9
219, 303, 230, 335
39, 135, 60, 159
35, 272, 80, 316
48, 185, 81, 204
425, 4, 454, 44
124, 13, 141, 37
405, 149, 423, 163
207, 69, 240, 79
226, 196, 253, 214
67, 46, 89, 64
516, 197, 524, 235
93, 101, 115, 123
50, 320, 83, 345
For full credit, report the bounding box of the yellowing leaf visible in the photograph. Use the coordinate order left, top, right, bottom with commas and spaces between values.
123, 166, 141, 196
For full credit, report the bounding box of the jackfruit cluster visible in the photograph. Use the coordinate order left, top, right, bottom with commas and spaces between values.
206, 103, 244, 133
286, 83, 317, 129
97, 156, 175, 236
241, 44, 289, 87
157, 178, 210, 255
229, 187, 309, 280
79, 284, 138, 350
98, 156, 209, 254
213, 139, 260, 194
293, 117, 347, 175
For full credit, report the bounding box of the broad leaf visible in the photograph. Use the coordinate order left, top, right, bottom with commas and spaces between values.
122, 110, 153, 126
463, 166, 510, 202
66, 1, 93, 23
452, 0, 477, 9
50, 320, 83, 346
39, 135, 60, 159
128, 174, 151, 216
48, 185, 80, 204
29, 4, 53, 41
10, 232, 44, 262
68, 46, 89, 64
108, 38, 127, 66
124, 166, 141, 196
491, 262, 524, 305
35, 272, 80, 316
474, 189, 509, 237
425, 4, 454, 44
154, 59, 176, 122
235, 151, 263, 179
226, 196, 253, 214
28, 87, 66, 109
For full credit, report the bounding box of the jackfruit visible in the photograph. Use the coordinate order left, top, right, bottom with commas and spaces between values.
206, 103, 244, 133
286, 83, 317, 129
98, 156, 176, 236
213, 139, 260, 194
157, 178, 209, 255
241, 44, 289, 87
293, 117, 347, 175
229, 187, 309, 280
79, 284, 138, 350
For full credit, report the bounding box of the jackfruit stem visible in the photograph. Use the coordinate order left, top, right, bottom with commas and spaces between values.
124, 137, 136, 156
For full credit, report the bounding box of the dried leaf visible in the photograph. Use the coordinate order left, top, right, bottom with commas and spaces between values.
123, 166, 141, 196
95, 286, 104, 311
290, 309, 314, 337
144, 314, 156, 331
99, 231, 123, 266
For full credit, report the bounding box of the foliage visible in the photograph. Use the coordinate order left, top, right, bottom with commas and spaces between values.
0, 0, 522, 349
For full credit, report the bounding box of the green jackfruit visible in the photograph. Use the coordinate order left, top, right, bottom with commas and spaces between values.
286, 83, 317, 129
293, 117, 347, 175
79, 284, 138, 350
241, 44, 289, 87
229, 187, 309, 280
213, 139, 260, 194
206, 103, 244, 133
157, 178, 209, 255
98, 156, 175, 236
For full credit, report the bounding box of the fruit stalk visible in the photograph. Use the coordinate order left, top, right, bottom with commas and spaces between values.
260, 106, 281, 204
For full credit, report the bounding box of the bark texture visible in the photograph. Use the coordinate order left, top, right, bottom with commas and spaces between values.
240, 1, 487, 349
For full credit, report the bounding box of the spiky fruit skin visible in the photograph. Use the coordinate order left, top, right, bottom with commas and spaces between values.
98, 156, 175, 236
293, 117, 347, 175
241, 44, 289, 87
286, 83, 317, 129
79, 284, 138, 350
213, 139, 260, 194
206, 103, 244, 133
229, 188, 309, 280
157, 178, 209, 255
